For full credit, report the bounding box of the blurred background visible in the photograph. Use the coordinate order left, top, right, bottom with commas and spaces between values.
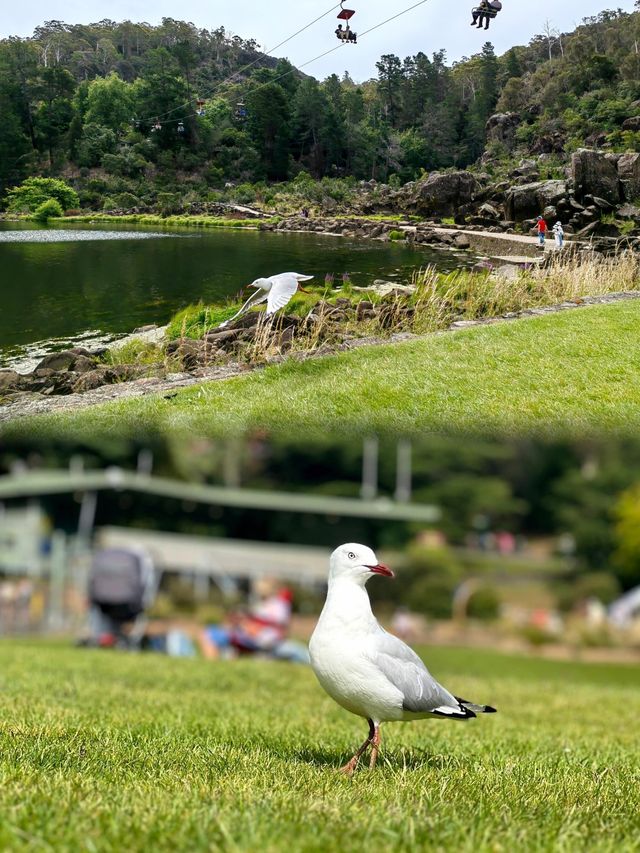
1, 431, 639, 660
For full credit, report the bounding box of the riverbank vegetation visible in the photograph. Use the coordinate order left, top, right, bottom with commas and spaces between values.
2, 252, 640, 421
62, 213, 274, 228
163, 251, 640, 347
10, 298, 640, 441
1, 10, 640, 212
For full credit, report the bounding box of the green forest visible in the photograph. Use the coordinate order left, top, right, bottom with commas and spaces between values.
1, 7, 640, 211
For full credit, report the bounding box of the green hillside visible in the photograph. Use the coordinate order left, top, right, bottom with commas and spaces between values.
1, 8, 639, 208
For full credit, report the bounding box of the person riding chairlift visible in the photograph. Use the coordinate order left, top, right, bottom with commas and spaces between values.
471, 0, 502, 30
335, 23, 357, 43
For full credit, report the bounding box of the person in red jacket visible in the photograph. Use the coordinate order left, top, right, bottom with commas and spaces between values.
536, 215, 547, 249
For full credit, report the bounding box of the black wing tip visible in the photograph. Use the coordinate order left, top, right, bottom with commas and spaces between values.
455, 696, 498, 714
431, 706, 476, 720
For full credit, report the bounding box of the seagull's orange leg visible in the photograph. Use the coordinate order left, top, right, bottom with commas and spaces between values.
369, 724, 381, 769
339, 718, 375, 776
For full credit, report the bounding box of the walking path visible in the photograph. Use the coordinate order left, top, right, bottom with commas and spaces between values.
433, 225, 579, 263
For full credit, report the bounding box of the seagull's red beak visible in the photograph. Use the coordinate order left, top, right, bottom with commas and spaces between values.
366, 563, 394, 578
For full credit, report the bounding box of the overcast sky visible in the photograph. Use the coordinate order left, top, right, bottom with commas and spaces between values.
3, 1, 637, 81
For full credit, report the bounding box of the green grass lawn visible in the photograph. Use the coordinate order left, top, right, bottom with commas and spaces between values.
13, 300, 640, 441
0, 642, 638, 851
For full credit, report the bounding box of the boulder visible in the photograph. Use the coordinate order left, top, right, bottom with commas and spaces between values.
276, 326, 296, 350
617, 203, 640, 220
407, 171, 479, 217
531, 133, 566, 155
617, 153, 640, 202
477, 202, 500, 220
511, 159, 538, 178
72, 355, 97, 373
166, 338, 212, 369
453, 233, 472, 248
356, 301, 374, 320
571, 149, 620, 205
204, 328, 243, 345
586, 195, 615, 211
576, 221, 621, 239
34, 351, 78, 372
72, 368, 113, 393
485, 113, 520, 148
622, 116, 640, 132
504, 180, 568, 221
0, 370, 20, 391
584, 130, 608, 148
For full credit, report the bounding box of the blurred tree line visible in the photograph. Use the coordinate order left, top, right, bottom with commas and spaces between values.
2, 432, 640, 594
1, 8, 640, 205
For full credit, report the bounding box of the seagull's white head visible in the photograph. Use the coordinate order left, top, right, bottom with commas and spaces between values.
248, 277, 273, 292
329, 542, 394, 585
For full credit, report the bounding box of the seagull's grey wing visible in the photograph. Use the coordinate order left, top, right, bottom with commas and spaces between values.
371, 631, 470, 717
266, 276, 299, 315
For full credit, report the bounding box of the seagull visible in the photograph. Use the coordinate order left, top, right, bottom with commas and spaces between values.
309, 543, 497, 775
218, 272, 313, 328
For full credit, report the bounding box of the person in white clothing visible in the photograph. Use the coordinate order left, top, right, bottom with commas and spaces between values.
552, 221, 564, 249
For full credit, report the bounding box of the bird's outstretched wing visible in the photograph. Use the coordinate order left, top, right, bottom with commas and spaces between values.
266, 275, 300, 315
218, 289, 268, 328
370, 630, 474, 718
276, 272, 314, 282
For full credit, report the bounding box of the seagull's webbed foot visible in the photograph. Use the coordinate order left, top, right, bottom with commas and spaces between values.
339, 718, 375, 776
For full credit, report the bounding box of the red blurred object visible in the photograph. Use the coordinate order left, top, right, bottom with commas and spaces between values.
337, 8, 355, 19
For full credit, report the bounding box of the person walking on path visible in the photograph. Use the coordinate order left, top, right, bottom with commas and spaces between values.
536, 215, 547, 249
552, 220, 564, 249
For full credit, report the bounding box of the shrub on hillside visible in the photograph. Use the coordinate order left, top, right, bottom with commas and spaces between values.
410, 574, 458, 619
5, 177, 79, 212
466, 585, 501, 621
403, 545, 463, 618
32, 198, 64, 222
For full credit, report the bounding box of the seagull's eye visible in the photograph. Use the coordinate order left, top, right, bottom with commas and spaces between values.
348, 552, 356, 560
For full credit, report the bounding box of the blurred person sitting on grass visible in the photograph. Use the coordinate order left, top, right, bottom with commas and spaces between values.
199, 578, 309, 663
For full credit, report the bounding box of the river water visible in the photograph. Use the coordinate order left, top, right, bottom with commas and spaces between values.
0, 221, 472, 370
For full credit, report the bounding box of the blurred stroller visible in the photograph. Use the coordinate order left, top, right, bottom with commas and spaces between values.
81, 547, 157, 649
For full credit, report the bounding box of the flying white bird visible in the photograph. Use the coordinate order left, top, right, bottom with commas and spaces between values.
218, 272, 313, 328
309, 543, 497, 775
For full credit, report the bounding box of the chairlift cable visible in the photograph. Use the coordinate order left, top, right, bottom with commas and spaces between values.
358, 0, 431, 39
140, 3, 341, 125
157, 0, 434, 127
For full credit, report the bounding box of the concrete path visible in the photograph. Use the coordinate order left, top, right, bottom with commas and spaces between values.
435, 226, 566, 260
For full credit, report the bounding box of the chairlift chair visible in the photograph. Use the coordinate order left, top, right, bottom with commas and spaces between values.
471, 0, 502, 27
235, 101, 248, 120
336, 1, 357, 43
196, 99, 206, 117
177, 120, 185, 134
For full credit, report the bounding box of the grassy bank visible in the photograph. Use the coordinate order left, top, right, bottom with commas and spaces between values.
0, 641, 637, 851
164, 252, 640, 343
60, 213, 276, 229
9, 298, 640, 440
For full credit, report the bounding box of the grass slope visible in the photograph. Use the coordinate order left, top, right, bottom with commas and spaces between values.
14, 300, 640, 440
0, 642, 638, 852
